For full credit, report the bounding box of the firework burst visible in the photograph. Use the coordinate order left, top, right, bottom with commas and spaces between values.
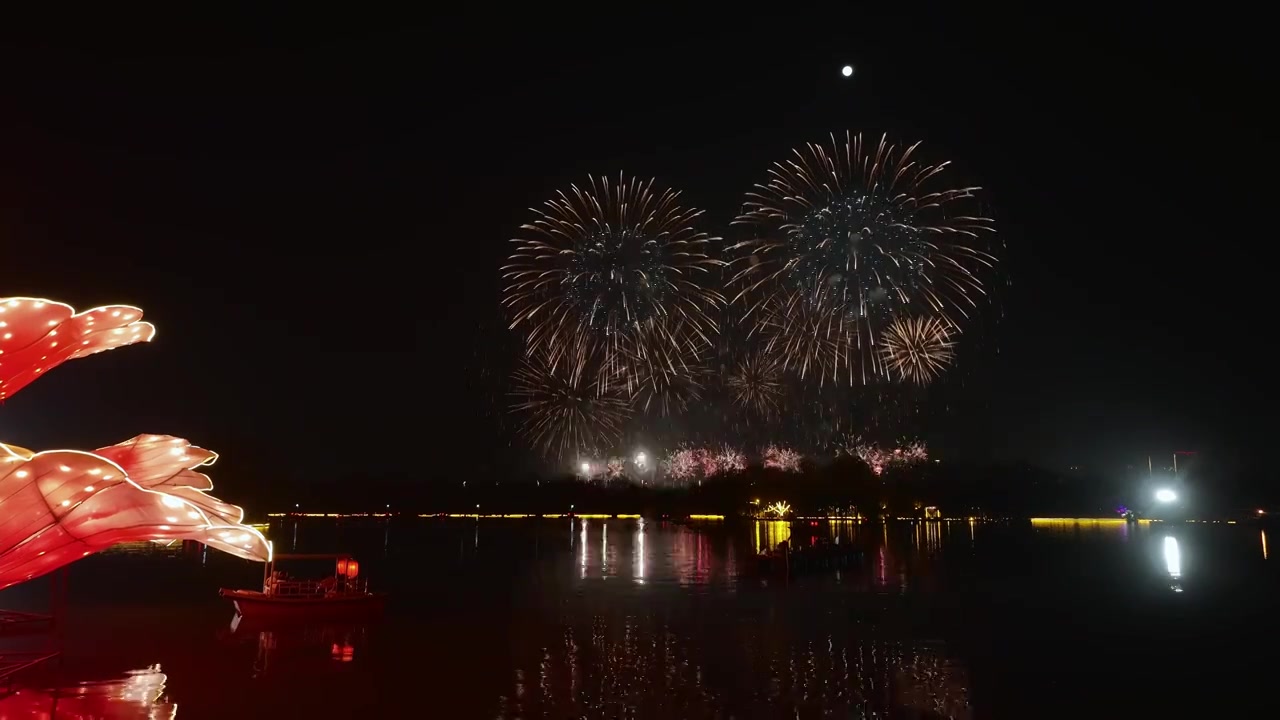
756, 288, 856, 385
762, 444, 803, 473
880, 315, 955, 385
835, 436, 929, 476
502, 174, 725, 375
606, 457, 626, 480
728, 131, 996, 383
663, 447, 700, 484
712, 446, 748, 474
662, 444, 747, 483
508, 343, 631, 459
629, 360, 706, 416
726, 351, 784, 416
621, 318, 710, 416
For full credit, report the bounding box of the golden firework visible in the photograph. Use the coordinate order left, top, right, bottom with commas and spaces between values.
879, 316, 955, 385
726, 352, 784, 416
508, 340, 631, 459
727, 131, 996, 384
502, 174, 724, 376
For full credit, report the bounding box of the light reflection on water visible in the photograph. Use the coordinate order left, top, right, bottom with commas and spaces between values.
754, 519, 791, 553
496, 604, 970, 718
0, 517, 1274, 716
0, 666, 175, 718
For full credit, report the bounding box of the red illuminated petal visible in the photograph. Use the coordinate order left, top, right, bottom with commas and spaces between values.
0, 297, 156, 401
0, 441, 267, 590
95, 435, 216, 491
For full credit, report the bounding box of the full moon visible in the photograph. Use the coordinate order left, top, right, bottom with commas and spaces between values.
841, 65, 854, 77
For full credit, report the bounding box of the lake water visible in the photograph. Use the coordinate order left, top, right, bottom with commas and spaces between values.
0, 517, 1275, 718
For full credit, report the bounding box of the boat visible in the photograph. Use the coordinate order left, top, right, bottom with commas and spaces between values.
220, 553, 386, 622
753, 539, 862, 577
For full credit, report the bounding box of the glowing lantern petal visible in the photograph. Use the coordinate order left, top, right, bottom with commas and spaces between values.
93, 435, 268, 557
94, 435, 216, 492
0, 297, 156, 401
96, 434, 248, 526
0, 442, 34, 460
0, 439, 269, 591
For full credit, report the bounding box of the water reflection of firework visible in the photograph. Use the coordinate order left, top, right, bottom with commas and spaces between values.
498, 603, 970, 718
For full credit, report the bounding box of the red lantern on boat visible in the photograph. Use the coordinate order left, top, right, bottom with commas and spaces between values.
344, 559, 359, 579
336, 557, 350, 576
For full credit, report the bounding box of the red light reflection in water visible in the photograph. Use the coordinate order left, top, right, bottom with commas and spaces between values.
3, 519, 982, 716
674, 528, 712, 585
0, 666, 176, 718
230, 621, 370, 679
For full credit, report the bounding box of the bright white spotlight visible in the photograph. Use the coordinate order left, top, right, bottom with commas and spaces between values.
635, 451, 646, 466
580, 462, 590, 474
1155, 488, 1177, 503
841, 65, 854, 77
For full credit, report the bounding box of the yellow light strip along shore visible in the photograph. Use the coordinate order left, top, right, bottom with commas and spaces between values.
263, 512, 725, 520
259, 514, 1239, 524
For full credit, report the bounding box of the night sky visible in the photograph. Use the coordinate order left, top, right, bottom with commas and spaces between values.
0, 9, 1268, 503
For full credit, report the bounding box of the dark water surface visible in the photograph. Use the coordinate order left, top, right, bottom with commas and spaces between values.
0, 518, 1276, 718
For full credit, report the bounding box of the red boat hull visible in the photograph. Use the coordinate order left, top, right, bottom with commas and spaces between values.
220, 589, 387, 622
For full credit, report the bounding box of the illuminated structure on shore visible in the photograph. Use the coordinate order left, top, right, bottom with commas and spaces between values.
0, 297, 268, 590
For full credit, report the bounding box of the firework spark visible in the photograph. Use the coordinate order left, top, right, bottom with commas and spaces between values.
765, 501, 791, 517
713, 446, 748, 475
726, 352, 784, 416
762, 444, 803, 473
662, 445, 747, 483
502, 174, 725, 375
728, 131, 996, 383
508, 344, 631, 459
624, 320, 709, 415
836, 436, 929, 476
756, 288, 856, 385
880, 316, 955, 385
606, 457, 626, 480
663, 447, 700, 483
